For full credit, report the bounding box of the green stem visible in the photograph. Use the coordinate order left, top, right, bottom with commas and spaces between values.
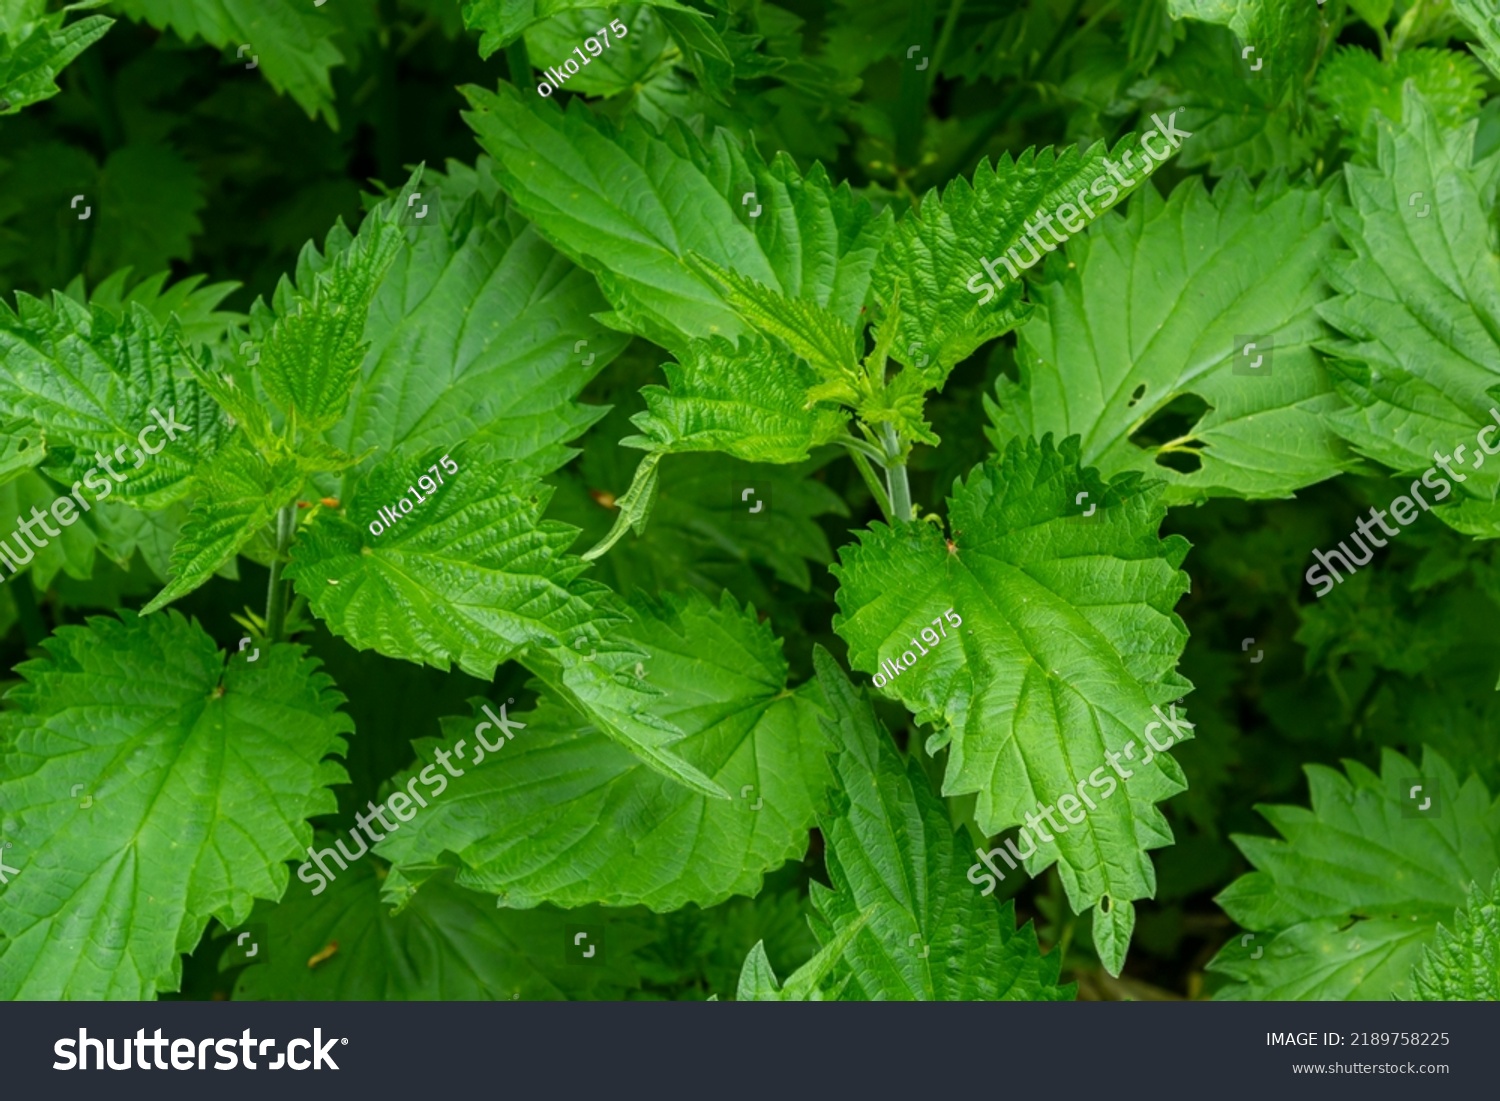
846, 445, 894, 522
879, 422, 912, 525
504, 38, 532, 88
265, 505, 295, 643
841, 434, 889, 465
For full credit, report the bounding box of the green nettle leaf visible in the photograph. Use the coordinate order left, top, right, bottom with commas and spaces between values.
832, 436, 1193, 976
1166, 0, 1321, 99
1411, 873, 1500, 1001
142, 440, 303, 613
685, 253, 862, 379
1315, 47, 1486, 158
378, 591, 830, 911
0, 416, 43, 487
1319, 87, 1500, 534
288, 454, 598, 677
734, 916, 868, 1002
460, 0, 713, 59
1453, 0, 1500, 81
0, 295, 230, 508
68, 269, 244, 348
807, 649, 1075, 1001
250, 186, 411, 433
462, 83, 890, 352
869, 128, 1169, 379
109, 0, 345, 126
1141, 25, 1329, 179
591, 334, 849, 557
0, 469, 100, 588
625, 335, 851, 463
0, 8, 112, 115
333, 188, 621, 482
520, 6, 669, 99
0, 612, 352, 999
233, 861, 647, 1000
1209, 749, 1500, 1000
988, 172, 1348, 502
286, 453, 718, 797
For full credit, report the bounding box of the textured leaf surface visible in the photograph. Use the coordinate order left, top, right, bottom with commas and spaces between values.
1454, 0, 1500, 81
832, 437, 1193, 975
0, 295, 229, 507
290, 454, 602, 678
1315, 47, 1485, 158
1411, 873, 1500, 1001
0, 613, 351, 999
1319, 87, 1500, 524
460, 0, 707, 59
624, 335, 850, 463
71, 269, 243, 348
333, 189, 621, 481
1209, 749, 1500, 1000
0, 468, 100, 588
869, 129, 1163, 378
0, 10, 111, 115
1166, 0, 1320, 99
250, 190, 408, 432
233, 861, 646, 1000
808, 649, 1074, 1001
143, 441, 302, 613
379, 592, 828, 911
462, 84, 889, 352
288, 454, 715, 796
989, 173, 1347, 502
734, 917, 865, 1002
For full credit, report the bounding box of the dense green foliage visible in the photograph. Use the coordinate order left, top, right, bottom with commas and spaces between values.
2, 0, 1499, 1002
